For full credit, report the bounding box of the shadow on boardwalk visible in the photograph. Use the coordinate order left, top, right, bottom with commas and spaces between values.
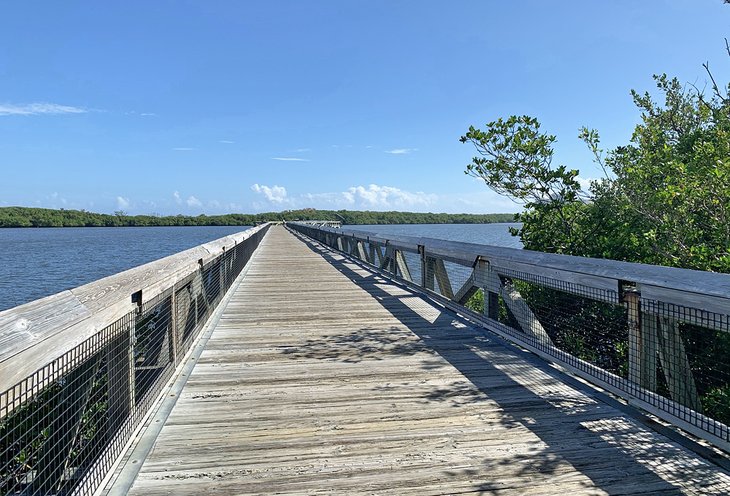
293, 233, 730, 495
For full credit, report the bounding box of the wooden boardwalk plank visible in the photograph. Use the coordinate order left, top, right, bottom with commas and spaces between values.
127, 226, 730, 495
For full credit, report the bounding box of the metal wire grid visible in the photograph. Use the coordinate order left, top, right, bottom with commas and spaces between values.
0, 227, 268, 496
290, 224, 730, 448
489, 268, 730, 443
0, 314, 134, 496
488, 267, 625, 373
640, 299, 730, 440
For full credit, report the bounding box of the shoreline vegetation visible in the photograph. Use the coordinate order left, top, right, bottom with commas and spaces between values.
0, 206, 516, 228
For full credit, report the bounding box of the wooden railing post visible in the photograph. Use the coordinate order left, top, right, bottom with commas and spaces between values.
424, 256, 435, 291
657, 316, 702, 412
623, 289, 644, 388
475, 259, 499, 320
419, 245, 426, 288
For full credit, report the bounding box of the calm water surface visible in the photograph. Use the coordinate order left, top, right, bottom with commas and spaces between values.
0, 226, 249, 311
0, 223, 519, 312
352, 223, 522, 248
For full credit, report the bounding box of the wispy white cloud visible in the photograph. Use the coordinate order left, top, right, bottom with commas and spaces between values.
116, 196, 130, 209
48, 192, 68, 206
140, 112, 157, 117
173, 191, 182, 204
576, 176, 597, 193
173, 147, 195, 151
384, 148, 417, 155
294, 148, 310, 152
272, 157, 310, 162
186, 195, 202, 208
251, 184, 289, 203
0, 102, 87, 116
250, 182, 515, 214
344, 184, 435, 208
219, 140, 235, 144
260, 183, 435, 210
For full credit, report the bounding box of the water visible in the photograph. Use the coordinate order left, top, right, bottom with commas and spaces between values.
0, 226, 250, 311
0, 223, 519, 312
351, 223, 522, 248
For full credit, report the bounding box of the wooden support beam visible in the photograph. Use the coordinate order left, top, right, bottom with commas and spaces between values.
474, 260, 500, 320
454, 271, 478, 305
394, 250, 413, 282
656, 316, 702, 412
379, 250, 390, 270
433, 258, 454, 300
499, 279, 555, 347
625, 291, 642, 388
373, 244, 384, 267
381, 245, 396, 274
625, 291, 658, 392
170, 285, 179, 365
424, 256, 435, 291
641, 313, 658, 392
356, 240, 368, 262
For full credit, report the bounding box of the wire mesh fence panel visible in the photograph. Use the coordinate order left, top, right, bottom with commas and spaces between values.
133, 289, 175, 409
0, 314, 133, 496
0, 225, 269, 496
176, 272, 199, 353
640, 299, 730, 441
490, 268, 628, 381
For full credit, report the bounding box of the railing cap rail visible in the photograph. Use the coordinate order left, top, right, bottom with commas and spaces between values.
293, 223, 730, 302
0, 223, 270, 393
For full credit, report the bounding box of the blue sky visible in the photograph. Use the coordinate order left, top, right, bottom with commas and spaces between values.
1, 1, 729, 215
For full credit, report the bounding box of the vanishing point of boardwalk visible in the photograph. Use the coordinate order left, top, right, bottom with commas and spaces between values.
125, 226, 730, 495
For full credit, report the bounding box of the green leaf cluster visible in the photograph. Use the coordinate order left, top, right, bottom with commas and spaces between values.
462, 61, 730, 424
462, 74, 730, 272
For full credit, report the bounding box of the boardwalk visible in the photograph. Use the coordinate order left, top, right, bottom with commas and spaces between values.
126, 226, 730, 495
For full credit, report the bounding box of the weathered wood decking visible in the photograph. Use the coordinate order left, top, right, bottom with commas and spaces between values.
126, 226, 730, 495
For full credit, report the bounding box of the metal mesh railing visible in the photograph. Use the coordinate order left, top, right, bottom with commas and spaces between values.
0, 225, 268, 496
288, 222, 730, 452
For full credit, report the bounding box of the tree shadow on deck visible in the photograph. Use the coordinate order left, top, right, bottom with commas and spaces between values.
293, 233, 730, 495
281, 327, 439, 363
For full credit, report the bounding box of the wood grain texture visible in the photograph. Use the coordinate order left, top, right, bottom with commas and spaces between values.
311, 225, 730, 309
127, 226, 730, 495
0, 225, 269, 396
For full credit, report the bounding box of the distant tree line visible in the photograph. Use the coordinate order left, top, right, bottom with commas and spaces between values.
0, 207, 515, 228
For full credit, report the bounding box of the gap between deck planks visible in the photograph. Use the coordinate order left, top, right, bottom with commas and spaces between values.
126, 226, 730, 495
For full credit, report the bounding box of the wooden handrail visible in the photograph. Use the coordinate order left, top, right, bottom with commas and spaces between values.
0, 224, 270, 394
303, 225, 730, 315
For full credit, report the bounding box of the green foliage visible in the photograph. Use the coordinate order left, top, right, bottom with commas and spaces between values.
462, 74, 730, 271
702, 386, 730, 425
460, 116, 592, 254
0, 207, 515, 229
464, 288, 484, 313
462, 60, 730, 423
